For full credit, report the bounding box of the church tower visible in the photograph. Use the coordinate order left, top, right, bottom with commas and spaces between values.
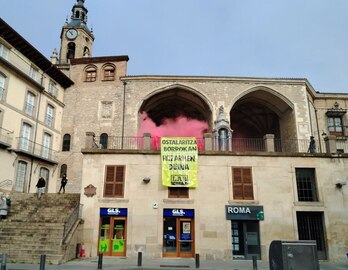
58, 0, 94, 69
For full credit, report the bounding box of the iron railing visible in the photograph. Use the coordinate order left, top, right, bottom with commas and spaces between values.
89, 136, 348, 154
336, 139, 348, 153
0, 179, 12, 188
0, 127, 13, 146
15, 137, 58, 162
63, 203, 80, 239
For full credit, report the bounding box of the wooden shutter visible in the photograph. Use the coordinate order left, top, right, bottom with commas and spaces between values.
232, 167, 254, 200
168, 187, 189, 198
104, 165, 125, 197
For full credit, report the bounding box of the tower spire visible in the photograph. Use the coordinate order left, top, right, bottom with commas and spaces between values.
68, 0, 89, 29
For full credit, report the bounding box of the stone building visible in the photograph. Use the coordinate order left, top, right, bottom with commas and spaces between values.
1, 0, 348, 264
0, 18, 73, 194
55, 1, 348, 262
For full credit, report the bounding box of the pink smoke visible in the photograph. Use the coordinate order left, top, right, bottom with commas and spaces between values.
137, 112, 209, 150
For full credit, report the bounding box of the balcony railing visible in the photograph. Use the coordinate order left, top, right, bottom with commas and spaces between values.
0, 127, 13, 147
15, 137, 58, 162
88, 134, 348, 154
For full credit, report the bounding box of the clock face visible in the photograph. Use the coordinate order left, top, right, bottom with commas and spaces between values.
66, 28, 78, 40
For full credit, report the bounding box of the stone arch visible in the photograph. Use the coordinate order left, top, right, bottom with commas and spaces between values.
230, 86, 296, 140
138, 84, 213, 138
139, 84, 213, 127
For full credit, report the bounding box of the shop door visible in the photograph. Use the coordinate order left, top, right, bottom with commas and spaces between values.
231, 221, 260, 260
163, 217, 194, 257
99, 216, 127, 256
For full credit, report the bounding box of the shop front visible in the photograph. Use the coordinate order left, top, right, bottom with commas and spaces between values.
163, 208, 195, 258
98, 208, 127, 256
226, 205, 264, 260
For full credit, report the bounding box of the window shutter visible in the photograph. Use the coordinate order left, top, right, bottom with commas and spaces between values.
242, 168, 254, 200
104, 166, 125, 197
232, 168, 244, 199
169, 187, 189, 198
232, 167, 254, 200
115, 166, 124, 196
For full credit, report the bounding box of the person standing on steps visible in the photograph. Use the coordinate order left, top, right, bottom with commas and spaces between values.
36, 176, 46, 199
58, 174, 68, 194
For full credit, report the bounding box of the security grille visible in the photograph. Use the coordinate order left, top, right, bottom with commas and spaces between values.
296, 211, 327, 260
295, 168, 318, 201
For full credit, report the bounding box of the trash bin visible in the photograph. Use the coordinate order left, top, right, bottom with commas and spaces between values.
269, 240, 319, 270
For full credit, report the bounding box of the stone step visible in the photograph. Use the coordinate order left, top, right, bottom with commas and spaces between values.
0, 192, 81, 264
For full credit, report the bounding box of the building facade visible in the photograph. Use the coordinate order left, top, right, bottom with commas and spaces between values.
1, 0, 347, 264
56, 0, 348, 263
0, 18, 73, 194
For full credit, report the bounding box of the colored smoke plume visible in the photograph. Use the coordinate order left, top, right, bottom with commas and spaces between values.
137, 112, 209, 150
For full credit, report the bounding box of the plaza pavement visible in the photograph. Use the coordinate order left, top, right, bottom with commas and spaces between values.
4, 256, 348, 270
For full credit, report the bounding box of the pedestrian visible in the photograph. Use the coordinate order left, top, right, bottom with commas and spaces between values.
308, 136, 316, 153
36, 176, 46, 199
58, 174, 68, 194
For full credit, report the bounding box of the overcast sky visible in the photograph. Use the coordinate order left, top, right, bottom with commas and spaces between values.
1, 0, 348, 93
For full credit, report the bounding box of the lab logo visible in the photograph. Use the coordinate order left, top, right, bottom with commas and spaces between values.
171, 175, 188, 185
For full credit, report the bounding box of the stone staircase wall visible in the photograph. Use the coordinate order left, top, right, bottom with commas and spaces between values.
0, 191, 81, 264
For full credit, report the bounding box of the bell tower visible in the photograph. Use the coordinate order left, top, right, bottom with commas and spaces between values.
58, 0, 94, 68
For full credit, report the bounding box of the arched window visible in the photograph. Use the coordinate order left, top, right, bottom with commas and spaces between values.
85, 65, 97, 82
75, 11, 80, 18
40, 167, 49, 187
83, 47, 90, 57
60, 164, 67, 178
15, 161, 27, 192
103, 65, 115, 81
62, 134, 71, 151
100, 133, 108, 149
0, 72, 6, 100
67, 42, 76, 60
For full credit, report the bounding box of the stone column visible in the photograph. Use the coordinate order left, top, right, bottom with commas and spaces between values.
143, 133, 151, 150
204, 133, 213, 151
85, 132, 95, 148
263, 134, 275, 152
324, 135, 337, 154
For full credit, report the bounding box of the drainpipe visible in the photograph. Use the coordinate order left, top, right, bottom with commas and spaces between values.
28, 84, 43, 192
121, 81, 127, 149
314, 108, 322, 153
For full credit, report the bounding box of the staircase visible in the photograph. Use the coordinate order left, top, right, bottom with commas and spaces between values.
0, 191, 81, 264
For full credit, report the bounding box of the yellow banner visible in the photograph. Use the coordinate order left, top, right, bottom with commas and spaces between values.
161, 137, 198, 187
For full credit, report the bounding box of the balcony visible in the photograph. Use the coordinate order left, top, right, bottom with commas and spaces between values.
0, 127, 13, 148
85, 133, 348, 155
13, 137, 58, 164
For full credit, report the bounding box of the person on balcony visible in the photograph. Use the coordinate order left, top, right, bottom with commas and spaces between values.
36, 177, 46, 199
58, 174, 68, 194
308, 136, 316, 153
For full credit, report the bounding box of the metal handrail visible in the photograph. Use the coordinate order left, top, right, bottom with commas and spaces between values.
63, 203, 80, 239
0, 179, 12, 188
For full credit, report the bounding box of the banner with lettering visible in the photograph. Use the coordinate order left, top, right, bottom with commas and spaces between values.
161, 137, 198, 187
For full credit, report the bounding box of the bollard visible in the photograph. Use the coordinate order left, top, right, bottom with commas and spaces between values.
252, 255, 257, 270
137, 251, 142, 267
39, 254, 46, 270
1, 253, 7, 270
97, 253, 103, 269
195, 253, 200, 268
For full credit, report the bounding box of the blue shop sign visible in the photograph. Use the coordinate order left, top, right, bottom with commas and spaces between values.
100, 208, 128, 216
225, 205, 264, 221
163, 209, 194, 217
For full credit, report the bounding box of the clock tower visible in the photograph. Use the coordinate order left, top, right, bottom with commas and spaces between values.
58, 0, 94, 68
